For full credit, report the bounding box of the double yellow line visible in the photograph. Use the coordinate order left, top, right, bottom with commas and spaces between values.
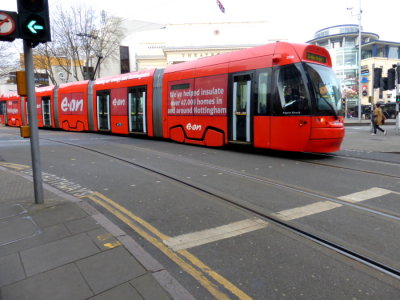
0, 162, 30, 171
82, 191, 252, 300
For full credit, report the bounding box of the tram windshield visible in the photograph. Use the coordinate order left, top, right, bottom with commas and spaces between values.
305, 63, 343, 117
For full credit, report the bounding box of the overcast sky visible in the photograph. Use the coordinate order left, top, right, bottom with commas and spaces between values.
1, 0, 399, 43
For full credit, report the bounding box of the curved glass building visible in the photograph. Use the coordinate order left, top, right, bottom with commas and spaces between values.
307, 25, 379, 109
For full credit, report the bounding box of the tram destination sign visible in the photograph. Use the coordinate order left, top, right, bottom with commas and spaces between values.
306, 52, 327, 64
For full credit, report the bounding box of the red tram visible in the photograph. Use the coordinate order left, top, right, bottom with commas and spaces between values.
0, 42, 345, 152
0, 92, 27, 127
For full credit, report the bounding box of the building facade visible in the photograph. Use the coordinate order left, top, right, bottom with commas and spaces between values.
121, 21, 281, 72
308, 24, 400, 112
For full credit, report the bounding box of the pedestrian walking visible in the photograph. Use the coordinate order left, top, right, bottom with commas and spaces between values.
371, 103, 386, 135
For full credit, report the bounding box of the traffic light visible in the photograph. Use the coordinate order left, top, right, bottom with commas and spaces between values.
16, 71, 27, 96
0, 10, 19, 42
380, 77, 388, 91
17, 0, 51, 43
373, 68, 382, 89
397, 66, 400, 85
387, 68, 395, 90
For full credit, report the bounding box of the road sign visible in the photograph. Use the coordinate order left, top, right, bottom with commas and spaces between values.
0, 10, 18, 41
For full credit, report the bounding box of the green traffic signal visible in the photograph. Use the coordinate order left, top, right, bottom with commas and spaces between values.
27, 19, 44, 34
17, 0, 51, 43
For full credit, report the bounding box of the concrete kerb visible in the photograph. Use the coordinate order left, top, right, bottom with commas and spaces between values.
0, 166, 194, 300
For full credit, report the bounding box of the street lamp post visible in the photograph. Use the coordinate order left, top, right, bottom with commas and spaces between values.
76, 32, 98, 80
357, 0, 362, 121
348, 2, 363, 121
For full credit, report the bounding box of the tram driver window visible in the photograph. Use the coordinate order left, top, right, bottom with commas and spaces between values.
275, 65, 309, 115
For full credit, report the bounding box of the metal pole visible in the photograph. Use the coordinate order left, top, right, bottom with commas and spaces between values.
396, 63, 400, 134
370, 64, 374, 133
23, 40, 44, 204
357, 0, 362, 121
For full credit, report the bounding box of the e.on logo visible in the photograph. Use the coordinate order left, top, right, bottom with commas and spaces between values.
61, 97, 83, 113
7, 108, 19, 114
186, 123, 202, 131
112, 98, 126, 106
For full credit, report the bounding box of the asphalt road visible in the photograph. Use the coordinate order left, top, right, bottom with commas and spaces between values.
1, 126, 399, 299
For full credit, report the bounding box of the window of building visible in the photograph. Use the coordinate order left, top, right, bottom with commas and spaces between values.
345, 52, 357, 66
388, 46, 399, 59
376, 46, 385, 57
336, 53, 344, 66
344, 38, 355, 47
120, 46, 130, 74
362, 49, 372, 59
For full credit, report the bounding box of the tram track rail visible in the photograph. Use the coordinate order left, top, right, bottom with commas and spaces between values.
300, 152, 400, 179
41, 137, 400, 280
50, 136, 400, 220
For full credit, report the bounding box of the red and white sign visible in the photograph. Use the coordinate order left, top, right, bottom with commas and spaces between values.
168, 74, 227, 116
111, 88, 127, 116
60, 93, 84, 114
7, 101, 19, 115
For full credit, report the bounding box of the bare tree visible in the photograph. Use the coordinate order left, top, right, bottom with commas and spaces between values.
0, 42, 20, 81
35, 3, 124, 82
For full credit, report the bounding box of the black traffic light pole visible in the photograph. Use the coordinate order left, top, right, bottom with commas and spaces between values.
396, 63, 400, 134
23, 40, 44, 204
0, 1, 51, 204
18, 0, 51, 204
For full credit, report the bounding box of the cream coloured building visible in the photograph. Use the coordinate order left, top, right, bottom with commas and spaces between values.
121, 21, 284, 72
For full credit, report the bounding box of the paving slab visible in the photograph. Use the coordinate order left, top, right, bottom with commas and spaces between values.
65, 215, 101, 235
89, 282, 144, 300
131, 273, 173, 300
0, 204, 26, 219
20, 232, 99, 276
1, 263, 93, 300
30, 202, 88, 228
0, 223, 69, 258
76, 246, 147, 294
0, 216, 40, 246
0, 253, 25, 286
86, 227, 122, 251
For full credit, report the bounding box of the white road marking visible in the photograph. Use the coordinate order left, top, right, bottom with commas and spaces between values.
338, 187, 397, 202
164, 218, 268, 251
272, 201, 342, 221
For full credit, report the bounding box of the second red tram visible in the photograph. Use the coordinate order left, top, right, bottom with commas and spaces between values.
0, 42, 345, 152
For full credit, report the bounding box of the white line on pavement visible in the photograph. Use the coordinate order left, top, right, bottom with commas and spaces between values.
338, 187, 397, 202
164, 218, 268, 251
272, 201, 342, 221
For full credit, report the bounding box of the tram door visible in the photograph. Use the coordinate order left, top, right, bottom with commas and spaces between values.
42, 97, 51, 127
0, 101, 6, 124
128, 87, 146, 133
231, 74, 252, 143
97, 91, 110, 131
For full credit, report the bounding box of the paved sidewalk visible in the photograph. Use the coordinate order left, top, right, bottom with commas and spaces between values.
0, 167, 193, 300
342, 119, 400, 153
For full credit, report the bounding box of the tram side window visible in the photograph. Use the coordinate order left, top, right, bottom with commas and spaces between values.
274, 65, 310, 115
257, 71, 268, 115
